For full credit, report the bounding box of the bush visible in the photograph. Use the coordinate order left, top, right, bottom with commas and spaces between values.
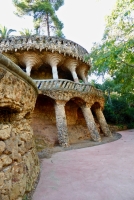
104, 96, 134, 128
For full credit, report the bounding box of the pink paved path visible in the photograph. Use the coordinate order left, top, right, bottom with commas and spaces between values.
33, 130, 134, 200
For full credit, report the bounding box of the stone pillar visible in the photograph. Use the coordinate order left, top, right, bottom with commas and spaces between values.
80, 72, 88, 83
26, 64, 32, 76
43, 53, 63, 80
71, 69, 79, 83
95, 108, 112, 137
81, 104, 101, 142
54, 100, 69, 147
64, 59, 79, 83
52, 65, 58, 80
77, 64, 89, 83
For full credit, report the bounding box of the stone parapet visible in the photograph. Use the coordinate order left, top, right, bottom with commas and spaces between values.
34, 79, 104, 107
0, 54, 39, 200
0, 54, 38, 94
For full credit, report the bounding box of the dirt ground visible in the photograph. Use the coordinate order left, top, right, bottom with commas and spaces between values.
38, 132, 122, 159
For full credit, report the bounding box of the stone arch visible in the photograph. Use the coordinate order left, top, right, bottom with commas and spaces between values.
91, 102, 101, 110
31, 94, 59, 148
31, 63, 53, 80
58, 64, 74, 81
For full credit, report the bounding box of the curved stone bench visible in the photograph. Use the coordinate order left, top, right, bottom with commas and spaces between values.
0, 54, 39, 200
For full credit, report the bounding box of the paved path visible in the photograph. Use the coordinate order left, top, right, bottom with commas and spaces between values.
33, 130, 134, 200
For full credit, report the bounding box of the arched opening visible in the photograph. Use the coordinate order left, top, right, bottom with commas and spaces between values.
58, 66, 73, 81
31, 64, 53, 80
65, 97, 91, 144
31, 94, 58, 149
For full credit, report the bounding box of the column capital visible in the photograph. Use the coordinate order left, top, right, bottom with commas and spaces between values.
55, 100, 67, 106
44, 53, 63, 66
81, 102, 92, 109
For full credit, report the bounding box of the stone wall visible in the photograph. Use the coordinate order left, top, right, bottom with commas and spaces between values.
0, 54, 39, 200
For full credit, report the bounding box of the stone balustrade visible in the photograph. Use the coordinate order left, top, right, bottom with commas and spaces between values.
34, 79, 103, 97
0, 36, 90, 65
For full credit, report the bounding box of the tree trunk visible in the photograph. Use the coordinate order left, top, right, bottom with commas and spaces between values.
108, 89, 112, 105
46, 13, 50, 36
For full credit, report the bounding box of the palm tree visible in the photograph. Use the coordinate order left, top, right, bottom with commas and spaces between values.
19, 28, 34, 36
0, 25, 16, 39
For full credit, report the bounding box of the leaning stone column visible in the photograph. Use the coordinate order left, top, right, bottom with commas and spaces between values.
71, 69, 79, 83
77, 64, 89, 83
81, 104, 101, 142
54, 100, 69, 147
64, 59, 79, 82
95, 108, 112, 137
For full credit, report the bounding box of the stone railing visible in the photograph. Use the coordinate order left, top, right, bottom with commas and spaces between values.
0, 36, 90, 65
34, 79, 103, 97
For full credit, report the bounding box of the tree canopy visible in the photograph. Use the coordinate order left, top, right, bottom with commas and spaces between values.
89, 0, 134, 94
91, 78, 134, 127
12, 0, 64, 37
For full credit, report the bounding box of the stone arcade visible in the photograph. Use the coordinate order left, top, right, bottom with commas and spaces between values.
0, 36, 112, 199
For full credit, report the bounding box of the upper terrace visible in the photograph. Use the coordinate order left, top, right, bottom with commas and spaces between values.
0, 36, 91, 83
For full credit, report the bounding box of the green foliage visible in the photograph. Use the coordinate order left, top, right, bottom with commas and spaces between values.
55, 29, 65, 38
22, 194, 29, 200
104, 96, 134, 128
92, 78, 134, 128
89, 0, 134, 127
89, 0, 134, 94
19, 28, 34, 36
12, 0, 64, 37
0, 25, 16, 39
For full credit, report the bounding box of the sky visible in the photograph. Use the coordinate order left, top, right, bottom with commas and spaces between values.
0, 0, 117, 52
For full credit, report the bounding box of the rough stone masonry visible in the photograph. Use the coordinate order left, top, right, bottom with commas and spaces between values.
0, 54, 39, 200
